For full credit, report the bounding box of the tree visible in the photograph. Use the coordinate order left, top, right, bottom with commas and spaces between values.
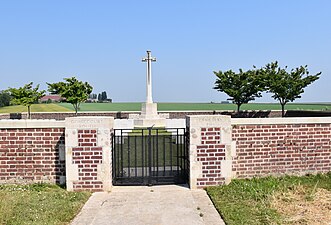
0, 91, 11, 107
97, 93, 102, 102
214, 67, 265, 112
8, 82, 45, 119
47, 77, 93, 115
101, 91, 107, 101
89, 93, 97, 99
262, 61, 321, 117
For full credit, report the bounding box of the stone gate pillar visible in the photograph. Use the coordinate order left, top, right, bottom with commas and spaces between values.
65, 117, 114, 192
186, 115, 236, 189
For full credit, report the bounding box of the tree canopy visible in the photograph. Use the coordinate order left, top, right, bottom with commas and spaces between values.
213, 67, 265, 112
0, 91, 11, 107
262, 61, 321, 116
213, 62, 321, 116
47, 77, 92, 115
7, 82, 45, 119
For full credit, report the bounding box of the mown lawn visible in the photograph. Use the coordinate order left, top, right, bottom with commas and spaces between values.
206, 173, 331, 225
0, 104, 72, 113
0, 183, 91, 225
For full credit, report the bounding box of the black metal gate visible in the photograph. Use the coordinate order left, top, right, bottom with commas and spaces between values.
112, 127, 188, 186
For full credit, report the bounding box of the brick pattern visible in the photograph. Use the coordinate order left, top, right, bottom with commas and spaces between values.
72, 129, 103, 191
0, 128, 65, 184
232, 124, 331, 177
196, 127, 226, 187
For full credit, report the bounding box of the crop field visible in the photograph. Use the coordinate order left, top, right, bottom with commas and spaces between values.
0, 104, 71, 113
1, 102, 331, 113
58, 102, 331, 112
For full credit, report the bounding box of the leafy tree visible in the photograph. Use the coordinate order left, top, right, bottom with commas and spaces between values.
47, 77, 93, 115
0, 91, 11, 107
101, 91, 107, 101
214, 67, 265, 112
262, 62, 321, 117
89, 93, 97, 99
96, 91, 108, 102
8, 82, 45, 119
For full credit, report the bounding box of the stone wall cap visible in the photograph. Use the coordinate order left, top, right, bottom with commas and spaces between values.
65, 116, 114, 129
232, 117, 331, 125
0, 119, 65, 128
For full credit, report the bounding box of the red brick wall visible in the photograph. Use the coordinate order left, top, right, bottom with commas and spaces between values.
72, 129, 104, 191
196, 127, 226, 187
0, 128, 65, 184
232, 123, 331, 178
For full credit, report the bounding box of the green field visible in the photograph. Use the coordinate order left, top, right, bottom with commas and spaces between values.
59, 102, 331, 112
1, 102, 331, 113
0, 104, 72, 113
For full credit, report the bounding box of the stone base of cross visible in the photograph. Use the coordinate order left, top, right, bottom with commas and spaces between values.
135, 103, 166, 127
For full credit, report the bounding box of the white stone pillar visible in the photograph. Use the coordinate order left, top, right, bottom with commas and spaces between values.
65, 117, 114, 192
186, 115, 236, 189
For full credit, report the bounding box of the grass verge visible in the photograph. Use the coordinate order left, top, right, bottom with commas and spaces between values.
206, 173, 331, 225
0, 183, 91, 225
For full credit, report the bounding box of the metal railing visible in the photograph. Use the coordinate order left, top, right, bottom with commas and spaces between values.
112, 127, 188, 186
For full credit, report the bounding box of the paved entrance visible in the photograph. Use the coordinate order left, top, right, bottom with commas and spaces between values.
70, 185, 225, 225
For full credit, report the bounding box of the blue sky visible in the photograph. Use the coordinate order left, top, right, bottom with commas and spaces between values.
0, 1, 330, 103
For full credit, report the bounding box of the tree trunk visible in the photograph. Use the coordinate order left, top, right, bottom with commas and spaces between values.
74, 103, 78, 116
281, 103, 285, 117
236, 104, 241, 114
28, 105, 31, 119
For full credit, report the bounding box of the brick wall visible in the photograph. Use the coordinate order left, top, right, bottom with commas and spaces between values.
232, 123, 331, 178
71, 129, 104, 191
187, 116, 331, 189
1, 116, 331, 190
196, 127, 226, 186
0, 127, 65, 184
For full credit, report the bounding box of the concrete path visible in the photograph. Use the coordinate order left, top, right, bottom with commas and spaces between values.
71, 185, 225, 225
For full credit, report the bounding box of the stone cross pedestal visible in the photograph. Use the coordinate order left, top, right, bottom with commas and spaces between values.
134, 50, 165, 127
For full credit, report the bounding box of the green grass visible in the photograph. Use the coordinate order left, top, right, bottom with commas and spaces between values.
0, 103, 72, 113
58, 102, 331, 112
206, 173, 331, 225
0, 183, 91, 225
1, 102, 331, 113
114, 131, 183, 167
58, 102, 142, 111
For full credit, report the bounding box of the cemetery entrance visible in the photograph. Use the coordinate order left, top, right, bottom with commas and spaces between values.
112, 128, 188, 186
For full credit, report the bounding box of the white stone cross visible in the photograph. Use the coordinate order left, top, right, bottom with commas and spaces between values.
142, 50, 156, 104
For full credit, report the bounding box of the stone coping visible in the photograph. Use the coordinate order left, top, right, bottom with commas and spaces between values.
0, 120, 65, 128
232, 117, 331, 125
1, 116, 331, 129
